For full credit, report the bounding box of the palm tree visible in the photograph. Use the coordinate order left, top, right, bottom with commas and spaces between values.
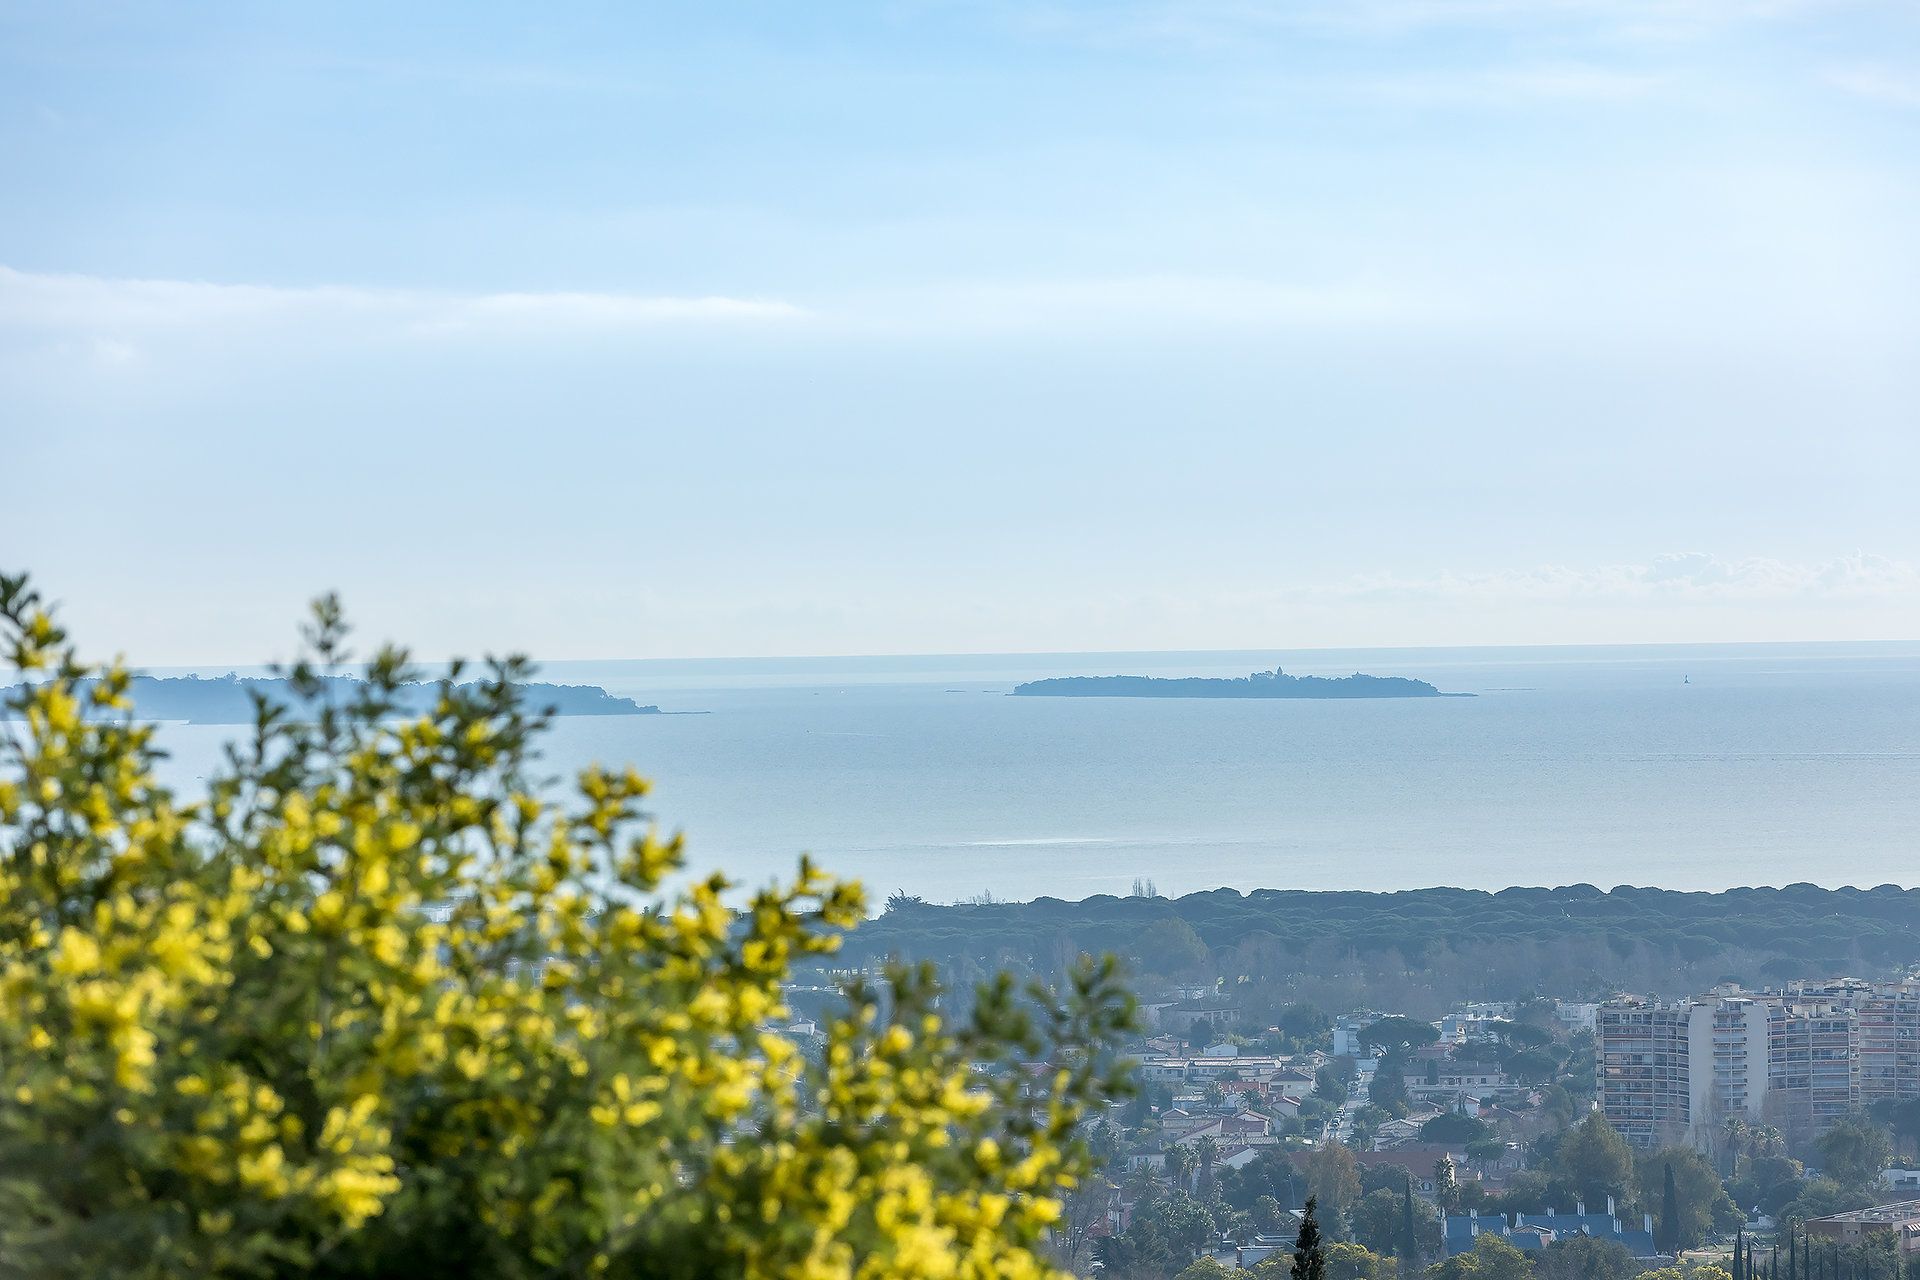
1124, 1157, 1158, 1201
1724, 1115, 1751, 1175
1196, 1135, 1221, 1197
1166, 1142, 1197, 1189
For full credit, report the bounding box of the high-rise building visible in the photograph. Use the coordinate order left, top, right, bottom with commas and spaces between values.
1596, 997, 1695, 1149
1787, 979, 1920, 1109
1595, 992, 1777, 1150
1764, 998, 1857, 1145
1597, 980, 1920, 1153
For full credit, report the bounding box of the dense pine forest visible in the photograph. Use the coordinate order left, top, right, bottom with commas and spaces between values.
842, 885, 1920, 1014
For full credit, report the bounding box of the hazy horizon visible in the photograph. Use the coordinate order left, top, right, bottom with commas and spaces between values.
123, 634, 1920, 672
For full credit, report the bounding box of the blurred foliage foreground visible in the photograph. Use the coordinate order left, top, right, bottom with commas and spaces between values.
0, 575, 1134, 1279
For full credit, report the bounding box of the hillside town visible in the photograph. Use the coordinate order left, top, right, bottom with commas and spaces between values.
1047, 979, 1920, 1278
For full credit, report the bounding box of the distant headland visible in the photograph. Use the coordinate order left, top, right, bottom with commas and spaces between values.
1010, 666, 1467, 699
0, 673, 661, 724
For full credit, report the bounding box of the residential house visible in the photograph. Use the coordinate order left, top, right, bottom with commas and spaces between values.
1168, 1110, 1275, 1149
1443, 1204, 1659, 1259
1371, 1118, 1427, 1150
1351, 1146, 1472, 1199
1805, 1202, 1920, 1256
1160, 1002, 1243, 1037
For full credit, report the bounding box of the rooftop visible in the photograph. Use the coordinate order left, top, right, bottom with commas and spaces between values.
1808, 1201, 1920, 1226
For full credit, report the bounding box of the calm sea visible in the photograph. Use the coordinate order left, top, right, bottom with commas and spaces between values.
143, 642, 1920, 903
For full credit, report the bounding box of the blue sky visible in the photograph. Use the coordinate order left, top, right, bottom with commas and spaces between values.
4, 1, 1918, 664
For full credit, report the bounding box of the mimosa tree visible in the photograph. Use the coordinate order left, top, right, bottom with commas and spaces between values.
0, 573, 1132, 1279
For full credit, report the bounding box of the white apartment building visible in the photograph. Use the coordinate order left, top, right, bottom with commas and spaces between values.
1556, 1002, 1602, 1035
1332, 1014, 1387, 1059
1786, 979, 1920, 1109
1439, 1003, 1519, 1042
1598, 981, 1915, 1152
1597, 996, 1709, 1149
1139, 1055, 1290, 1085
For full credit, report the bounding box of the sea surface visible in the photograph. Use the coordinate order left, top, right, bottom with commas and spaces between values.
141, 642, 1920, 903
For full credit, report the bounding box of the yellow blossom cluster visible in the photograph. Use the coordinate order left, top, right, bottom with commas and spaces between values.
0, 574, 1133, 1278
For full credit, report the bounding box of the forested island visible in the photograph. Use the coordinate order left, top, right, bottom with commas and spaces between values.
1012, 666, 1463, 699
842, 884, 1920, 1017
0, 673, 660, 724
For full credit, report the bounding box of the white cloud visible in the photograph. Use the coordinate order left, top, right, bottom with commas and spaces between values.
853, 273, 1451, 335
1348, 64, 1666, 105
1337, 552, 1919, 602
1014, 0, 1829, 48
417, 289, 808, 334
0, 265, 808, 342
1333, 0, 1822, 38
0, 264, 1455, 355
1822, 64, 1920, 108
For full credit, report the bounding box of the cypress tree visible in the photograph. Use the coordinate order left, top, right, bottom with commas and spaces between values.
1734, 1232, 1745, 1280
1660, 1162, 1682, 1254
1791, 1231, 1799, 1280
1401, 1176, 1418, 1264
1293, 1195, 1326, 1280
